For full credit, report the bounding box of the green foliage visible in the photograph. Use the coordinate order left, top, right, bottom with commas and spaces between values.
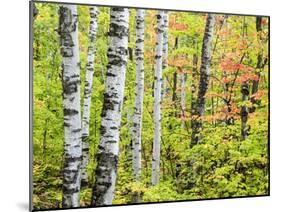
178, 120, 268, 199
143, 181, 184, 202
32, 2, 269, 210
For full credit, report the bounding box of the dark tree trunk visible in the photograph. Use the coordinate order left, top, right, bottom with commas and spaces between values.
250, 16, 263, 112
172, 72, 177, 102
172, 37, 179, 116
240, 17, 250, 140
191, 14, 216, 147
241, 83, 250, 140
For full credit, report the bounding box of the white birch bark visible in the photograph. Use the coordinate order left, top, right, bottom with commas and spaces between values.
152, 11, 165, 186
180, 70, 187, 129
81, 6, 98, 187
92, 8, 129, 206
191, 49, 198, 131
162, 11, 169, 99
58, 5, 82, 208
132, 9, 145, 183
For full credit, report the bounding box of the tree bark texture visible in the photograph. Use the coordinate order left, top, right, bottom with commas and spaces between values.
250, 16, 263, 112
162, 11, 169, 99
58, 5, 82, 208
132, 9, 145, 185
241, 83, 249, 140
180, 70, 187, 129
92, 7, 129, 206
240, 17, 250, 140
81, 6, 99, 187
152, 11, 165, 186
191, 14, 215, 147
172, 37, 179, 104
191, 52, 198, 128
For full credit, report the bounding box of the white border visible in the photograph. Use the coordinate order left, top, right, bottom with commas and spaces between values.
0, 0, 279, 212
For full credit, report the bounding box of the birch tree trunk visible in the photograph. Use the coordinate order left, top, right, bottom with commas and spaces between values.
191, 14, 215, 147
131, 9, 145, 203
81, 6, 98, 188
162, 11, 169, 99
58, 5, 82, 208
132, 9, 145, 182
191, 48, 198, 129
92, 8, 129, 206
180, 69, 187, 129
152, 11, 164, 186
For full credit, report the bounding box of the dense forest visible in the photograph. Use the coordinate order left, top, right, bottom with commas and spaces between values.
32, 2, 269, 210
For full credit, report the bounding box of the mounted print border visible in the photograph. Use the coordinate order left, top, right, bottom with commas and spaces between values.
29, 0, 270, 211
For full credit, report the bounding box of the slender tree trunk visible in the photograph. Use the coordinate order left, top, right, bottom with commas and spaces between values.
180, 69, 187, 129
92, 8, 129, 206
142, 141, 149, 175
214, 17, 233, 125
172, 72, 177, 102
151, 65, 155, 97
191, 14, 215, 147
191, 44, 198, 130
172, 37, 179, 104
131, 9, 145, 203
42, 119, 48, 154
162, 11, 169, 99
211, 80, 215, 126
42, 71, 52, 158
240, 17, 250, 140
241, 83, 249, 140
152, 11, 164, 186
58, 5, 82, 208
32, 2, 39, 61
81, 6, 98, 188
250, 17, 263, 112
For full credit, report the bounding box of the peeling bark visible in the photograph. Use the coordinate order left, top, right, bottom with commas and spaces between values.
92, 8, 129, 206
58, 5, 82, 208
191, 14, 215, 147
81, 6, 99, 188
152, 11, 165, 186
